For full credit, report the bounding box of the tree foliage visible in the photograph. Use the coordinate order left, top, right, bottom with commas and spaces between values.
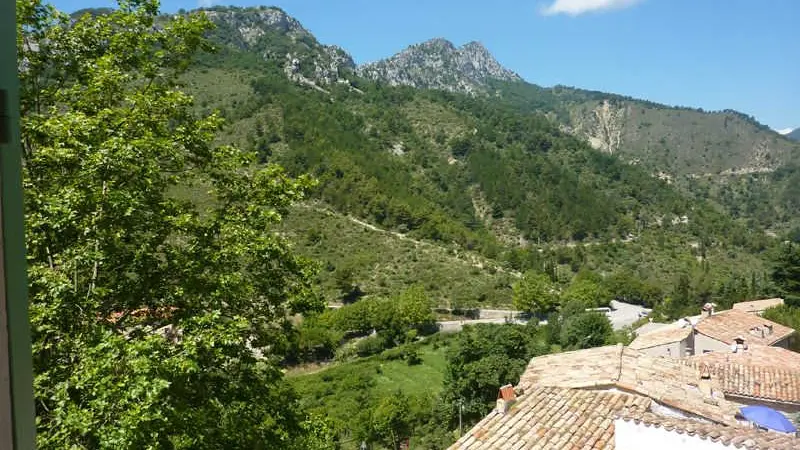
442, 324, 548, 424
512, 271, 558, 316
559, 312, 614, 350
18, 0, 321, 447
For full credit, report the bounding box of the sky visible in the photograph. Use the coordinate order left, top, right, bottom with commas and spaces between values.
52, 0, 800, 131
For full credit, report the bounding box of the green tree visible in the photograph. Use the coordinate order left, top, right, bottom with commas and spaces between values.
773, 243, 800, 302
512, 271, 558, 316
560, 312, 614, 350
19, 1, 320, 447
442, 324, 548, 424
395, 284, 436, 334
371, 392, 414, 450
563, 278, 610, 308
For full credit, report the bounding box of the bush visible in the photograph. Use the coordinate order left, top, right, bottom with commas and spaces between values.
404, 349, 422, 366
356, 335, 391, 357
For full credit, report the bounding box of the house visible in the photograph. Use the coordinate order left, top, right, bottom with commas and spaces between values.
616, 409, 798, 450
693, 308, 794, 354
732, 298, 784, 316
449, 345, 799, 450
634, 321, 671, 336
685, 343, 800, 418
629, 321, 693, 358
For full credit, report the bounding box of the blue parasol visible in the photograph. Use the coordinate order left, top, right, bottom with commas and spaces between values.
739, 405, 797, 433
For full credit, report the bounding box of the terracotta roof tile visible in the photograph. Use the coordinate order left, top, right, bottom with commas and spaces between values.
694, 309, 794, 346
684, 356, 800, 404
732, 298, 784, 314
449, 387, 651, 450
629, 324, 692, 350
689, 344, 800, 371
617, 409, 798, 450
519, 345, 740, 424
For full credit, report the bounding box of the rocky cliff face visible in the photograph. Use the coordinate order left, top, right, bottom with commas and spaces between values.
357, 38, 521, 94
202, 6, 356, 88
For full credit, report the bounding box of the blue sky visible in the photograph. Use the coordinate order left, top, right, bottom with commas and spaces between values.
53, 0, 799, 131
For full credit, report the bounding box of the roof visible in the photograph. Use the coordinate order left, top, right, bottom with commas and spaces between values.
634, 321, 670, 336
687, 345, 800, 372
732, 298, 784, 314
629, 324, 692, 350
449, 386, 652, 450
518, 345, 740, 425
618, 409, 798, 450
685, 347, 800, 404
694, 309, 794, 346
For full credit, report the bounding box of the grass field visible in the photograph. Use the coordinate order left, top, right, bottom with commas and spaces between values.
289, 335, 456, 448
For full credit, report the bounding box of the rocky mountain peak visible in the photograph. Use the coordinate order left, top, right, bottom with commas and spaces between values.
200, 6, 356, 88
357, 38, 522, 94
202, 6, 309, 46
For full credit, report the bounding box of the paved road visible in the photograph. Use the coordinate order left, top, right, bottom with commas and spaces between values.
436, 301, 649, 333
329, 301, 648, 333
438, 317, 528, 333
607, 300, 651, 330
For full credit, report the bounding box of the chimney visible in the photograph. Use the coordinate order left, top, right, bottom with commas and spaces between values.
496, 384, 517, 414
764, 324, 773, 336
698, 363, 713, 397
733, 336, 746, 353
702, 303, 715, 317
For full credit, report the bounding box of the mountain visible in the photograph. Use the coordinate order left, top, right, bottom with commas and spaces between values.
201, 6, 357, 90
172, 6, 777, 310
788, 128, 800, 141
357, 38, 521, 94
359, 40, 800, 232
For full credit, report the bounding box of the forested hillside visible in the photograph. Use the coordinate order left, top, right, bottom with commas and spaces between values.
359, 39, 800, 233
167, 5, 779, 311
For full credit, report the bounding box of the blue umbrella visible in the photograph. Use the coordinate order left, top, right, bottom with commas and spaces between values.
739, 406, 797, 433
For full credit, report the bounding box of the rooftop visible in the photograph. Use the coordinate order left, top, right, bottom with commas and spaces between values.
518, 345, 740, 424
634, 321, 670, 336
732, 298, 784, 314
629, 323, 692, 350
618, 409, 798, 450
455, 345, 800, 449
687, 344, 800, 372
686, 345, 800, 404
694, 309, 794, 346
449, 386, 651, 450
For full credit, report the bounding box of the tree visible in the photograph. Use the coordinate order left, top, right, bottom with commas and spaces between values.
512, 271, 558, 316
773, 243, 800, 302
394, 284, 436, 335
18, 0, 320, 447
371, 392, 414, 450
559, 312, 614, 350
442, 324, 548, 424
562, 277, 610, 308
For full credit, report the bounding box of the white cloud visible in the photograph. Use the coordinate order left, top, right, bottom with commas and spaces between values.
775, 128, 794, 135
197, 0, 215, 8
541, 0, 642, 16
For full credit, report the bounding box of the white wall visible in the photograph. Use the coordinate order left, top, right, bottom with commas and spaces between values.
615, 419, 731, 450
693, 332, 731, 355
639, 337, 692, 358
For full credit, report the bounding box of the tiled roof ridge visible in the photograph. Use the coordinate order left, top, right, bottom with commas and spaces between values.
694, 309, 795, 345
449, 386, 652, 449
617, 409, 798, 450
683, 359, 800, 404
